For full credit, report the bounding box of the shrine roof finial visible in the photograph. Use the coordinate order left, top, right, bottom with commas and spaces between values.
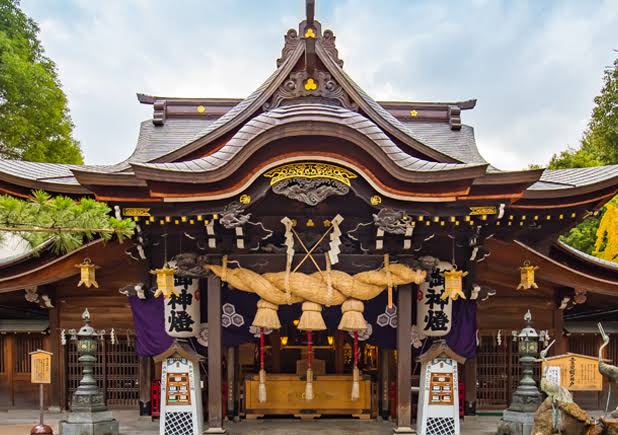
306, 0, 315, 26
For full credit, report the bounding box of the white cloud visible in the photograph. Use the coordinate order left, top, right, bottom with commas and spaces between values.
21, 0, 618, 170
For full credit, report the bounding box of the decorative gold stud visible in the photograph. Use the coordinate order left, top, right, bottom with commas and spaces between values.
196, 105, 206, 113
410, 110, 418, 117
304, 78, 318, 91
239, 194, 251, 205
370, 195, 382, 206
304, 28, 316, 38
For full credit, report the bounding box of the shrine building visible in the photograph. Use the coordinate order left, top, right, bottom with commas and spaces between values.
0, 1, 617, 431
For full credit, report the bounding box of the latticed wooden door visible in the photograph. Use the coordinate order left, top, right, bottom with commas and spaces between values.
477, 334, 509, 409
66, 334, 139, 408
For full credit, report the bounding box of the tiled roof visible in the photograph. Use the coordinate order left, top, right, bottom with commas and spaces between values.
0, 160, 82, 185
528, 165, 618, 190
132, 103, 485, 176
399, 122, 487, 164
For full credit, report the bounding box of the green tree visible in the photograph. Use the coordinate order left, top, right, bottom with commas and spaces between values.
0, 0, 83, 163
552, 55, 618, 256
0, 190, 134, 254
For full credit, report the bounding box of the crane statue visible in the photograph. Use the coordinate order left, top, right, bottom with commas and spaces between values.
538, 339, 573, 432
598, 322, 618, 417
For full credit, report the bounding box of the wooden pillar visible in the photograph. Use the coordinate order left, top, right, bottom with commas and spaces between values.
380, 348, 391, 419
206, 275, 226, 433
394, 284, 414, 433
226, 346, 235, 419
48, 300, 62, 410
553, 307, 568, 355
138, 356, 152, 416
463, 357, 477, 415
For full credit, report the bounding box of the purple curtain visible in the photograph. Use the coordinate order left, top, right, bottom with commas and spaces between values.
444, 299, 477, 359
129, 295, 174, 357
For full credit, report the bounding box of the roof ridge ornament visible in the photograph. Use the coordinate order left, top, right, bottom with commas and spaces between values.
276, 0, 343, 68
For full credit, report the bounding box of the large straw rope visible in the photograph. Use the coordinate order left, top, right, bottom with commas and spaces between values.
206, 263, 426, 306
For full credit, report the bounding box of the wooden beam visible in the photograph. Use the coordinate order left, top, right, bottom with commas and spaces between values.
553, 306, 568, 355
48, 300, 62, 410
206, 275, 226, 433
270, 331, 281, 373
226, 346, 235, 419
395, 284, 414, 433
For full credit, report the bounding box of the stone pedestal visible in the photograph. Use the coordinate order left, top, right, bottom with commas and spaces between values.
59, 309, 119, 435
497, 409, 536, 435
59, 410, 119, 435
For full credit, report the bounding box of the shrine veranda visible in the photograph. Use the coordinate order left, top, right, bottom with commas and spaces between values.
0, 1, 617, 431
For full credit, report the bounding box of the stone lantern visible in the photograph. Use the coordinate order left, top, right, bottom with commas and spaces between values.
59, 309, 119, 435
496, 310, 543, 435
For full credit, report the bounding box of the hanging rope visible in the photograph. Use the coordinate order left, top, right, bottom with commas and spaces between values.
385, 254, 393, 309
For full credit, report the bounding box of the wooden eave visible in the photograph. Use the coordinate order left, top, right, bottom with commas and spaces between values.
417, 341, 466, 364
0, 172, 90, 195
512, 186, 617, 209
0, 239, 131, 293
477, 238, 618, 296
472, 169, 543, 186
70, 169, 148, 187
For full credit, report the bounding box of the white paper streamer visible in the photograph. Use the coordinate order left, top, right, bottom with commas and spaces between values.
328, 214, 344, 265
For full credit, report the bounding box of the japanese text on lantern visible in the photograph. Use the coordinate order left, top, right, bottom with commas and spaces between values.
30, 351, 52, 384
165, 277, 200, 338
417, 261, 453, 336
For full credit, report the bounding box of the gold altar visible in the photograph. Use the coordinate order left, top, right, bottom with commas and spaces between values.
244, 373, 372, 419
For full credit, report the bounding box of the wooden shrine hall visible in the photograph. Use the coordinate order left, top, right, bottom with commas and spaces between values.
0, 1, 618, 432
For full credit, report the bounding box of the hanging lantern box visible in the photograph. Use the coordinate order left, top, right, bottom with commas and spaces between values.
76, 258, 99, 288
152, 266, 176, 298
517, 261, 539, 290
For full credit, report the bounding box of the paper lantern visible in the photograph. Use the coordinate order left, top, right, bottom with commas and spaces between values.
417, 261, 453, 337
76, 258, 98, 288
152, 266, 176, 298
517, 261, 539, 290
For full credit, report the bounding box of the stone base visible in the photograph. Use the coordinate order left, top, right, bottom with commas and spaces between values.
204, 428, 227, 434
496, 410, 536, 435
59, 413, 119, 435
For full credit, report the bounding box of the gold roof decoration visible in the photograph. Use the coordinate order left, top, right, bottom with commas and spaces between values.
263, 162, 357, 187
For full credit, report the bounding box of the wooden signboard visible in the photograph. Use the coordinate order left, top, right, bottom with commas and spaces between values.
30, 350, 52, 384
541, 353, 602, 391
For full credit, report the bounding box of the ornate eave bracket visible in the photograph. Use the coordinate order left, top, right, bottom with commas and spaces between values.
276, 20, 344, 69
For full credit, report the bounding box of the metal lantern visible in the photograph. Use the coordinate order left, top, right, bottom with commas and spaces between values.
152, 266, 176, 298
76, 258, 98, 288
506, 309, 542, 413
441, 267, 468, 301
518, 310, 539, 356
517, 261, 539, 290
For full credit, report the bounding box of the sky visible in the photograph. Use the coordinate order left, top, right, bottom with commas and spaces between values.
20, 0, 618, 170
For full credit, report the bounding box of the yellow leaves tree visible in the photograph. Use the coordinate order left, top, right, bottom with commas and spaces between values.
594, 203, 618, 261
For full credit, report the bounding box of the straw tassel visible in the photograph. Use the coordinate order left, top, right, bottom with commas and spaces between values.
305, 330, 314, 401
351, 331, 360, 401
252, 299, 281, 330
258, 328, 267, 403
338, 299, 367, 332
298, 301, 327, 331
